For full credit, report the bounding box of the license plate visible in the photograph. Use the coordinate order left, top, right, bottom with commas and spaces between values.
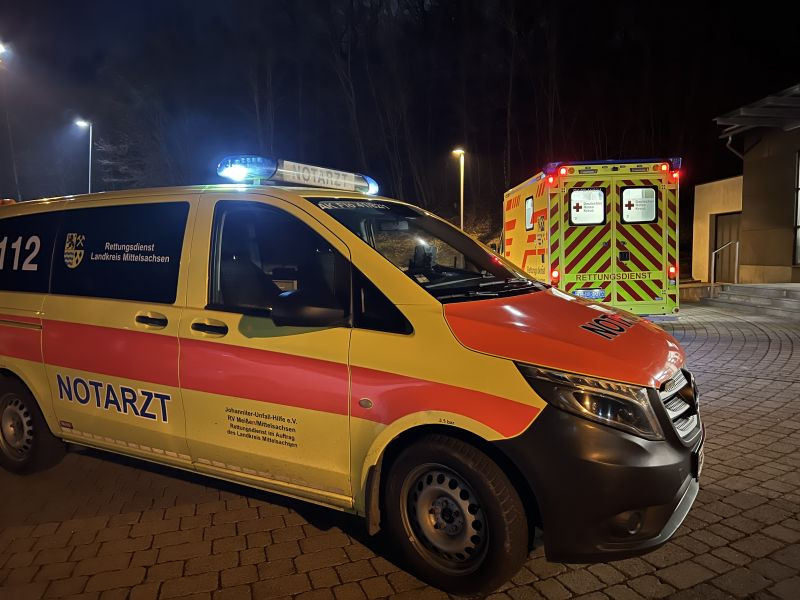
573, 288, 606, 300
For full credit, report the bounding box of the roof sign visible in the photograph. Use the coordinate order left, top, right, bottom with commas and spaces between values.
216, 155, 379, 195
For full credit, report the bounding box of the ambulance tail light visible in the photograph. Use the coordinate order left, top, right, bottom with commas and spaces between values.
516, 364, 665, 441
558, 166, 567, 176
668, 264, 677, 278
547, 176, 555, 185
550, 269, 560, 285
670, 170, 680, 181
217, 155, 380, 195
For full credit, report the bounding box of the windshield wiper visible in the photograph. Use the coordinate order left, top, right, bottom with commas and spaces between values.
478, 277, 535, 288
436, 289, 500, 301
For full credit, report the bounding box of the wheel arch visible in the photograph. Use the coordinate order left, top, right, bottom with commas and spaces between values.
0, 366, 59, 436
364, 423, 541, 546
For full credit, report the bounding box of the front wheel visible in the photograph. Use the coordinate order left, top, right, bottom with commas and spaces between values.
384, 434, 528, 596
0, 377, 65, 473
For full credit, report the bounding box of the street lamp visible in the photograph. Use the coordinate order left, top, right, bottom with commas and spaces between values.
75, 119, 93, 193
0, 41, 21, 201
452, 148, 465, 230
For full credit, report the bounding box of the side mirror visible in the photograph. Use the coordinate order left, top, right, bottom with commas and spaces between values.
271, 289, 347, 327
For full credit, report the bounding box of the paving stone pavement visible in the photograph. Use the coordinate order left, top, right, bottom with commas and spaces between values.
1, 304, 799, 600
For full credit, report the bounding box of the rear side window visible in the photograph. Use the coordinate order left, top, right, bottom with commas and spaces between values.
569, 188, 605, 226
0, 212, 60, 293
621, 187, 658, 224
51, 202, 189, 304
525, 197, 534, 230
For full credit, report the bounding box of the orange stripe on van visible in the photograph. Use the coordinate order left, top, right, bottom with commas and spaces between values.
0, 322, 41, 363
42, 319, 179, 387
350, 366, 539, 438
180, 338, 349, 416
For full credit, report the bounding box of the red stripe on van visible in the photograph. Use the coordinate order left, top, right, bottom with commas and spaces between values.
180, 339, 349, 416
0, 322, 41, 363
42, 319, 179, 387
350, 366, 539, 437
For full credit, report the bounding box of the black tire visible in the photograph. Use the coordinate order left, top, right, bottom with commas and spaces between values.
0, 376, 65, 473
383, 434, 528, 596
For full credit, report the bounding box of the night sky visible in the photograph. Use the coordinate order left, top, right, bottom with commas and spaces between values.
1, 1, 799, 245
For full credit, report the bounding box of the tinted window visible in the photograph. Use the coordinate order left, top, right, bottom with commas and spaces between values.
210, 201, 350, 315
353, 269, 411, 334
0, 212, 60, 293
51, 202, 189, 303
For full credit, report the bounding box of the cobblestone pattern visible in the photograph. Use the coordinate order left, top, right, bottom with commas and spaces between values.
0, 304, 799, 599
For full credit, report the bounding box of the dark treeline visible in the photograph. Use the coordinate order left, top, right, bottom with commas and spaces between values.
1, 0, 799, 241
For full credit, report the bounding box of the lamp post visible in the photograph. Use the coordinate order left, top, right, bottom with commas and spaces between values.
452, 148, 465, 230
75, 119, 93, 193
0, 41, 21, 201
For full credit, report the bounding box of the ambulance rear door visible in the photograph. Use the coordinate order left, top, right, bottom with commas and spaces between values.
611, 173, 669, 314
561, 178, 614, 302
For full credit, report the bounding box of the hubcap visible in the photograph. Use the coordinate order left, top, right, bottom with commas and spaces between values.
0, 396, 33, 461
400, 464, 488, 574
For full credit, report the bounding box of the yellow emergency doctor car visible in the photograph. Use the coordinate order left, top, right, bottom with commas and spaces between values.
0, 156, 703, 595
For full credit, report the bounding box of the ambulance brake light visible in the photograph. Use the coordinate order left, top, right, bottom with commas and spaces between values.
668, 265, 677, 277
551, 269, 560, 285
660, 164, 669, 172
671, 170, 680, 180
547, 176, 555, 185
559, 167, 567, 176
217, 155, 380, 195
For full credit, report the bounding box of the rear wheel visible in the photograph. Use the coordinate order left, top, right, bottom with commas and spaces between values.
0, 377, 65, 473
384, 434, 528, 596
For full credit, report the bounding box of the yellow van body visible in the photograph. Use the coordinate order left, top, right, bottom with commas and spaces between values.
0, 186, 542, 513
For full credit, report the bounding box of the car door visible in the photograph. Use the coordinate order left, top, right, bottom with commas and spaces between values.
179, 195, 352, 507
42, 197, 196, 465
612, 176, 667, 313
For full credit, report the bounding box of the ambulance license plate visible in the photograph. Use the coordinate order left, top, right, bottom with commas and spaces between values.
573, 288, 606, 300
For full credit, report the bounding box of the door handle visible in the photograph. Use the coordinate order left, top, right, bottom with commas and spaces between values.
191, 319, 228, 337
135, 311, 168, 329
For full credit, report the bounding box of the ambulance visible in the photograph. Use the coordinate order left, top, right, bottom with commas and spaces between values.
503, 159, 681, 315
0, 156, 702, 595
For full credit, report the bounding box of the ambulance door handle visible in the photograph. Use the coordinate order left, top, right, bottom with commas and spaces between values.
191, 319, 228, 337
135, 311, 168, 329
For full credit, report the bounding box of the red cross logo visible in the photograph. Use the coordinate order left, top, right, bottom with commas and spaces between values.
625, 200, 635, 210
573, 203, 582, 212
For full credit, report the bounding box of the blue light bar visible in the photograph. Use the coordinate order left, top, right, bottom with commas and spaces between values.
216, 155, 379, 195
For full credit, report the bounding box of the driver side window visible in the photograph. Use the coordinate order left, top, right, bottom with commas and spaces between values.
209, 201, 349, 316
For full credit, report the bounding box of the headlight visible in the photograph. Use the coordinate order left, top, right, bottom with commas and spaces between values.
517, 363, 664, 441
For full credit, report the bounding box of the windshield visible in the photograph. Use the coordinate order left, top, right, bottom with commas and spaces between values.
308, 198, 547, 302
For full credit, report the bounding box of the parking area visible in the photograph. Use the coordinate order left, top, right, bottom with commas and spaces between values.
0, 303, 798, 600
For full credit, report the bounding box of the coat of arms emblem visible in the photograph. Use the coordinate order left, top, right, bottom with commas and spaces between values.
64, 233, 85, 269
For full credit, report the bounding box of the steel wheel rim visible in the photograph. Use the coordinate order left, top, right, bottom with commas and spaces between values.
0, 395, 34, 461
400, 463, 489, 575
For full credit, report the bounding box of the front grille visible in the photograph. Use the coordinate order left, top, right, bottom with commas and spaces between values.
659, 370, 699, 440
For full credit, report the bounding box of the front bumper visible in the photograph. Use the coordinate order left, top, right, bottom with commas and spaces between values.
494, 401, 703, 563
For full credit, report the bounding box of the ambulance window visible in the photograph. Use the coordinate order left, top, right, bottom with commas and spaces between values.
209, 201, 350, 317
525, 197, 534, 230
569, 188, 605, 226
621, 187, 658, 224
353, 268, 412, 334
0, 212, 60, 293
50, 202, 189, 303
